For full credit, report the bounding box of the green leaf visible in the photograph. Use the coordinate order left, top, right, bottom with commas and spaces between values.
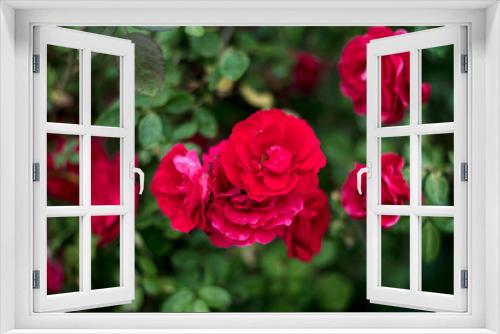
143, 277, 160, 295
129, 33, 165, 97
172, 121, 198, 141
138, 113, 163, 149
219, 49, 250, 81
137, 256, 158, 276
198, 286, 232, 310
314, 273, 353, 311
165, 91, 194, 115
95, 100, 120, 127
424, 172, 449, 205
192, 299, 210, 312
208, 67, 222, 91
422, 221, 441, 263
432, 217, 454, 234
190, 32, 222, 58
194, 108, 218, 138
161, 289, 195, 312
184, 26, 205, 37
133, 26, 176, 32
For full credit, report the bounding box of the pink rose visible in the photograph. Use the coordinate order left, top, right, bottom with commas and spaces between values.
282, 188, 331, 262
204, 141, 304, 247
47, 136, 79, 204
47, 256, 64, 294
341, 153, 410, 228
220, 109, 326, 201
293, 52, 321, 93
338, 27, 431, 125
151, 144, 209, 233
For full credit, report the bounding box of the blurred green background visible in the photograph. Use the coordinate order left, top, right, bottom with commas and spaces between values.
46, 26, 455, 312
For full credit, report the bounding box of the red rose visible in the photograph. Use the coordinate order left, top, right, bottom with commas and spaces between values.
220, 109, 326, 201
204, 141, 304, 247
47, 255, 64, 294
151, 144, 209, 233
47, 136, 79, 204
282, 188, 331, 262
293, 52, 321, 93
338, 27, 431, 125
341, 153, 410, 228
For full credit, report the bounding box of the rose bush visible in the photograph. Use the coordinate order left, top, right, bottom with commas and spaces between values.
338, 26, 431, 125
341, 153, 410, 228
293, 52, 321, 93
47, 256, 64, 294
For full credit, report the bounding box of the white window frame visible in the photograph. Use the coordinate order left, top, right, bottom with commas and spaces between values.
0, 1, 499, 333
366, 26, 468, 312
32, 26, 136, 312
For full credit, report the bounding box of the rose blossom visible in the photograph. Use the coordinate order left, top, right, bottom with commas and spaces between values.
151, 144, 209, 233
338, 26, 431, 125
220, 109, 326, 201
203, 141, 304, 247
293, 52, 321, 93
47, 136, 79, 204
47, 256, 64, 294
341, 153, 410, 228
282, 188, 331, 262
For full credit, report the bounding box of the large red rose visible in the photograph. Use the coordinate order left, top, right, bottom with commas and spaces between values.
220, 109, 326, 201
47, 255, 64, 294
204, 141, 304, 247
338, 26, 431, 125
151, 144, 209, 233
282, 188, 331, 262
341, 153, 410, 228
293, 52, 321, 93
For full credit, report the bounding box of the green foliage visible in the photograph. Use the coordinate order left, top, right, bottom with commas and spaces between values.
220, 49, 250, 81
138, 113, 163, 149
198, 286, 232, 310
130, 33, 165, 97
422, 221, 441, 263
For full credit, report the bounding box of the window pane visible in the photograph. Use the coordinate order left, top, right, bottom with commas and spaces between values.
380, 137, 410, 205
47, 134, 80, 206
91, 215, 121, 289
421, 45, 454, 124
91, 52, 120, 127
91, 137, 121, 205
421, 134, 454, 206
421, 217, 454, 294
47, 217, 80, 294
381, 215, 410, 289
47, 45, 80, 124
380, 52, 410, 127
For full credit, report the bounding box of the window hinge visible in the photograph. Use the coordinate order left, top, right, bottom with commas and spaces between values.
33, 163, 40, 182
32, 270, 40, 289
461, 162, 468, 182
461, 269, 468, 289
32, 54, 40, 73
461, 54, 468, 73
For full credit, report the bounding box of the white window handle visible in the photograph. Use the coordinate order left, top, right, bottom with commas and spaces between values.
356, 167, 368, 195
130, 162, 144, 195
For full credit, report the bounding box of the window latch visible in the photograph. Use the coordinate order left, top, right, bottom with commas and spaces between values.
356, 166, 369, 195
130, 162, 144, 195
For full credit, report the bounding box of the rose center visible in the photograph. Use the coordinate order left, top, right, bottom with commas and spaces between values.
261, 145, 293, 173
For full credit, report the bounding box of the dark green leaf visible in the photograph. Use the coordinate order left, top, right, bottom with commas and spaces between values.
134, 26, 177, 32
95, 101, 120, 127
161, 289, 195, 312
172, 121, 198, 141
422, 221, 441, 263
165, 91, 194, 115
432, 217, 454, 234
138, 113, 163, 149
424, 172, 449, 205
190, 32, 222, 58
314, 273, 353, 311
130, 33, 164, 97
198, 286, 232, 310
194, 108, 218, 138
219, 49, 249, 81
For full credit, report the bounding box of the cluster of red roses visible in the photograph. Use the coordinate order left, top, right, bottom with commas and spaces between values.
338, 27, 424, 224
151, 109, 330, 261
